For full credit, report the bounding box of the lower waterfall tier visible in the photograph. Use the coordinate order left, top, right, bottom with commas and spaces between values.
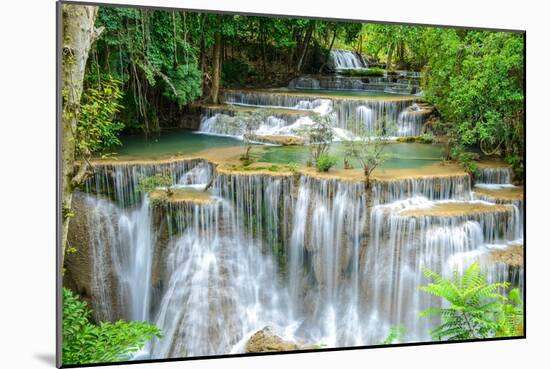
65, 158, 524, 358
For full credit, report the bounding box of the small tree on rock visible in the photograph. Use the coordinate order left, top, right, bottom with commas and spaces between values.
345, 119, 391, 187
306, 113, 335, 168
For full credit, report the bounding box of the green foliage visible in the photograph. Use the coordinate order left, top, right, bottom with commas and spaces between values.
306, 113, 334, 167
62, 288, 161, 365
77, 76, 124, 155
287, 162, 299, 173
225, 163, 297, 174
420, 132, 435, 144
222, 58, 250, 87
238, 111, 266, 164
380, 326, 405, 344
419, 262, 522, 341
494, 288, 524, 337
396, 132, 434, 144
164, 63, 202, 107
316, 153, 338, 172
421, 30, 524, 174
94, 7, 204, 133
450, 145, 479, 175
83, 6, 523, 177
339, 67, 384, 77
505, 152, 523, 180
344, 119, 391, 183
137, 173, 175, 196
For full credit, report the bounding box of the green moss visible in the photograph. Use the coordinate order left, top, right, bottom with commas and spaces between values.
396, 133, 434, 144
316, 153, 338, 172
225, 163, 297, 173
339, 67, 385, 77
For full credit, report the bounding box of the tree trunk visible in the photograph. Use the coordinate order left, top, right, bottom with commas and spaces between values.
296, 23, 314, 73
386, 42, 395, 71
397, 40, 405, 69
61, 4, 100, 265
210, 32, 222, 104
318, 27, 338, 73
261, 23, 267, 77
199, 15, 208, 96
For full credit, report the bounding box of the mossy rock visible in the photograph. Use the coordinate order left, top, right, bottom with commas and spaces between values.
396, 135, 434, 144
245, 327, 300, 353
339, 68, 384, 77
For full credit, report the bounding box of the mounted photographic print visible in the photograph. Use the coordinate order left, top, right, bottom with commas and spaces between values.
57, 0, 525, 366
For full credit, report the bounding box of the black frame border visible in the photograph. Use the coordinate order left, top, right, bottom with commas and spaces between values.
55, 1, 527, 368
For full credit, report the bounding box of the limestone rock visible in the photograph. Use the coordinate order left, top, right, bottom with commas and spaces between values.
245, 327, 300, 353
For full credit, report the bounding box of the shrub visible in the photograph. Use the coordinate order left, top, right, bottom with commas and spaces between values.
380, 326, 405, 344
420, 132, 435, 143
419, 262, 523, 341
396, 133, 434, 144
307, 113, 334, 166
137, 173, 175, 196
62, 288, 161, 365
451, 147, 478, 175
316, 153, 337, 172
77, 76, 125, 155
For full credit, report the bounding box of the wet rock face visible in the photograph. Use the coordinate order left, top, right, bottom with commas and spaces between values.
64, 194, 126, 323
64, 195, 93, 301
245, 327, 300, 353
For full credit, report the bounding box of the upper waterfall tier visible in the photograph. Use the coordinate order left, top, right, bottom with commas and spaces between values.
475, 166, 513, 185
289, 75, 420, 95
371, 173, 472, 205
198, 90, 430, 140
84, 159, 214, 206
330, 49, 367, 70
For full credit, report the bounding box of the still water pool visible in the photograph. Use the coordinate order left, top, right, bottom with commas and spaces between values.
113, 129, 443, 170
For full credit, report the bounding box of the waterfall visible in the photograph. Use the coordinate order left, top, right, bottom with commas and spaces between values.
447, 243, 524, 294
70, 157, 523, 357
74, 193, 155, 323
78, 159, 214, 322
396, 104, 428, 136
213, 172, 295, 251
288, 75, 421, 94
203, 90, 424, 138
475, 167, 512, 184
371, 174, 472, 205
363, 196, 520, 342
473, 166, 522, 239
147, 199, 291, 358
330, 49, 367, 70
85, 159, 213, 206
287, 176, 368, 346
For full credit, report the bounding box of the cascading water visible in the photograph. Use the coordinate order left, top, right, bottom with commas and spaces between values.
396, 104, 427, 136
371, 174, 472, 205
288, 75, 420, 94
85, 159, 213, 206
200, 90, 427, 139
473, 166, 523, 240
362, 196, 521, 342
78, 159, 214, 322
475, 167, 512, 184
330, 49, 367, 70
146, 198, 292, 358
287, 176, 368, 346
73, 193, 155, 323
71, 157, 523, 357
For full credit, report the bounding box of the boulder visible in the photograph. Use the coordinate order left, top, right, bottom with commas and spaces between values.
245, 327, 300, 353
